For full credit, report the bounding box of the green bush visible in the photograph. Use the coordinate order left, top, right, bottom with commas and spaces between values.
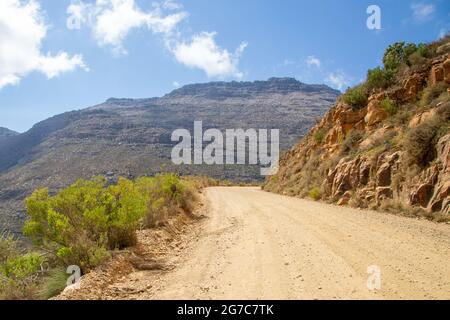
313, 129, 326, 144
0, 233, 44, 300
23, 174, 198, 272
416, 43, 429, 58
0, 233, 19, 264
380, 97, 398, 116
1, 254, 43, 279
383, 42, 417, 71
342, 85, 368, 108
308, 187, 322, 201
366, 67, 394, 90
39, 268, 68, 299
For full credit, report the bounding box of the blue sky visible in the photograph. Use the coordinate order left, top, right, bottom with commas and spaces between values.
0, 0, 449, 132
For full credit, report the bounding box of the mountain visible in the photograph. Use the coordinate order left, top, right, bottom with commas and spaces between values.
0, 77, 339, 236
0, 127, 18, 141
264, 38, 450, 219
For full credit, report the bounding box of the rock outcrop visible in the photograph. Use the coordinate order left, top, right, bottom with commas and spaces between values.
264, 38, 450, 219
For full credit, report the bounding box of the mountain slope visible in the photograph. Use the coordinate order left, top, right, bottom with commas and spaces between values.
0, 127, 18, 142
0, 77, 339, 235
264, 38, 450, 219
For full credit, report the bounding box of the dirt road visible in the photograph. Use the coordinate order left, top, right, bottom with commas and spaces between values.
75, 187, 450, 300
149, 187, 450, 299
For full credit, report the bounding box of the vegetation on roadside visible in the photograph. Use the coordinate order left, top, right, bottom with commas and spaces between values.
1, 173, 208, 300
308, 187, 322, 201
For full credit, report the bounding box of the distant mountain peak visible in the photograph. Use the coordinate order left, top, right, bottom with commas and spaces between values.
0, 127, 19, 140
163, 77, 339, 100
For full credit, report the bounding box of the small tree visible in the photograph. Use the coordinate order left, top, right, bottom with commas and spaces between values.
342, 84, 368, 108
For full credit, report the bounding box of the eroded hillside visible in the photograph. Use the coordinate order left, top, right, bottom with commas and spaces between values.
264, 37, 450, 219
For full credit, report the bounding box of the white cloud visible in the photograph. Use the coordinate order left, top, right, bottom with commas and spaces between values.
172, 32, 247, 79
68, 1, 247, 78
411, 3, 435, 22
160, 0, 183, 11
173, 81, 180, 87
325, 71, 351, 91
0, 0, 87, 89
69, 0, 188, 55
281, 59, 294, 66
306, 55, 321, 68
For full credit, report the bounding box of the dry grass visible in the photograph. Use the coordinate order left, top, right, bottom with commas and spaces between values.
379, 199, 449, 222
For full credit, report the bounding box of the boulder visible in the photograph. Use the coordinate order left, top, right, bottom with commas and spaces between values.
333, 103, 366, 124
429, 65, 444, 85
403, 73, 423, 100
376, 162, 392, 187
359, 158, 371, 186
428, 180, 450, 213
376, 186, 393, 203
410, 183, 434, 207
337, 191, 352, 206
358, 187, 376, 202
444, 58, 450, 84
375, 152, 401, 187
329, 157, 366, 198
364, 93, 387, 126
408, 109, 437, 128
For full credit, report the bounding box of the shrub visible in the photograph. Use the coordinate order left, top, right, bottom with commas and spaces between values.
419, 82, 449, 107
405, 117, 447, 167
380, 97, 398, 116
341, 130, 364, 155
1, 253, 43, 279
0, 233, 19, 264
135, 174, 194, 227
308, 187, 322, 201
383, 42, 417, 71
313, 129, 326, 144
23, 177, 148, 270
0, 234, 44, 300
366, 67, 394, 90
416, 43, 430, 58
342, 85, 368, 108
39, 268, 68, 299
379, 199, 426, 218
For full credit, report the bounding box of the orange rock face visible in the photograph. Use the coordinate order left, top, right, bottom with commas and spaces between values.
443, 58, 450, 84
364, 93, 387, 126
403, 73, 423, 100
264, 45, 450, 218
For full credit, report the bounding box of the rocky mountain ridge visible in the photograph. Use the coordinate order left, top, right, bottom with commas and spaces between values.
0, 77, 339, 235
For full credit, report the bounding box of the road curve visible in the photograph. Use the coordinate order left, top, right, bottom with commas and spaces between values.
144, 187, 450, 299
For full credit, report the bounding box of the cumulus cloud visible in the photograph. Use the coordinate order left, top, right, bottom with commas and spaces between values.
68, 0, 188, 55
306, 55, 321, 68
0, 0, 87, 89
172, 32, 247, 79
411, 3, 435, 22
68, 0, 247, 78
325, 71, 351, 91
